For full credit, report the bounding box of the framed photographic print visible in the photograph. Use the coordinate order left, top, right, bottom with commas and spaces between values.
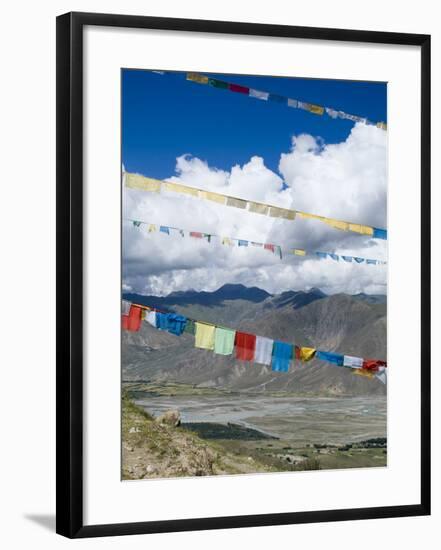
56, 11, 431, 538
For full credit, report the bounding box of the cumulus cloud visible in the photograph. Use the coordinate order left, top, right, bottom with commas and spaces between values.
123, 123, 387, 297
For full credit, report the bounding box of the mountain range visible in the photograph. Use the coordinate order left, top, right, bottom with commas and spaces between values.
122, 284, 387, 396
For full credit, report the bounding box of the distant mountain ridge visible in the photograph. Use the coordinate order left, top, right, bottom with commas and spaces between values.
122, 284, 387, 396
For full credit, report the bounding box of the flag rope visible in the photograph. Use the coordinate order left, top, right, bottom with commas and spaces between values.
184, 72, 387, 130
126, 218, 387, 266
124, 172, 388, 240
122, 300, 387, 383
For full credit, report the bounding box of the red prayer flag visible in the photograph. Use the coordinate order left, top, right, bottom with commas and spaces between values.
295, 345, 301, 360
229, 83, 249, 95
264, 243, 275, 253
362, 359, 387, 371
235, 331, 256, 361
190, 231, 203, 239
122, 305, 142, 332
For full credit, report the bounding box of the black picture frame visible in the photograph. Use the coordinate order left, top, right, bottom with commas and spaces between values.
56, 11, 431, 539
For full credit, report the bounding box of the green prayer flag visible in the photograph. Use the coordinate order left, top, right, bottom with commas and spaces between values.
184, 319, 196, 336
208, 78, 229, 89
214, 327, 236, 355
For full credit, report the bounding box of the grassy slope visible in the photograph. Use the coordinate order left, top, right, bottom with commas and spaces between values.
122, 396, 278, 479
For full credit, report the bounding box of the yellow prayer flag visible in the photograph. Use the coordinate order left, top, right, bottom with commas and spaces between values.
297, 211, 325, 222
293, 249, 306, 256
148, 224, 157, 233
299, 347, 316, 361
226, 196, 247, 209
308, 104, 325, 115
125, 173, 162, 193
195, 322, 215, 350
199, 190, 226, 205
248, 202, 269, 215
269, 206, 296, 220
348, 223, 374, 236
163, 181, 199, 197
186, 72, 209, 84
353, 368, 375, 379
222, 237, 232, 246
324, 218, 349, 231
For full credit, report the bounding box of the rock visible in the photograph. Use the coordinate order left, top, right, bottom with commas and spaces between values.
145, 464, 156, 474
129, 427, 140, 433
155, 410, 181, 427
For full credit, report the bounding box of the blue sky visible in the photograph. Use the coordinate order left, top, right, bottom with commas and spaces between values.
122, 69, 386, 181
122, 69, 388, 296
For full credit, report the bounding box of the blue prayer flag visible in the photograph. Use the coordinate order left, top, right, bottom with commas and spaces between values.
329, 253, 339, 261
342, 256, 353, 262
373, 227, 387, 240
160, 226, 170, 235
353, 257, 364, 263
271, 341, 293, 372
316, 251, 327, 259
366, 259, 377, 265
316, 350, 344, 366
238, 240, 248, 247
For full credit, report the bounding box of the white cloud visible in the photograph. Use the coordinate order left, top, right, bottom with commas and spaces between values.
123, 123, 387, 297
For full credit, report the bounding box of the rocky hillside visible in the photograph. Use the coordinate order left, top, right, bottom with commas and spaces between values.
122, 395, 277, 479
122, 285, 386, 396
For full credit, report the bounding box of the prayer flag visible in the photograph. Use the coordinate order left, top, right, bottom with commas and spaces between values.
287, 98, 298, 108
325, 218, 349, 231
308, 103, 325, 115
249, 88, 269, 101
299, 347, 316, 362
354, 369, 375, 379
254, 336, 273, 366
248, 202, 269, 215
195, 322, 215, 350
316, 251, 327, 259
264, 243, 275, 253
123, 305, 142, 332
343, 355, 363, 368
145, 310, 157, 327
160, 226, 170, 235
199, 190, 226, 205
251, 241, 263, 247
271, 341, 293, 372
187, 72, 209, 84
325, 107, 339, 119
377, 122, 387, 130
269, 206, 296, 220
297, 101, 309, 111
208, 78, 228, 89
362, 359, 387, 371
376, 366, 387, 384
214, 327, 236, 355
353, 257, 364, 263
190, 231, 203, 239
148, 224, 157, 233
348, 223, 374, 236
293, 249, 306, 256
132, 220, 141, 227
366, 259, 377, 265
122, 300, 131, 316
226, 196, 247, 209
164, 181, 199, 197
268, 93, 286, 104
238, 240, 248, 247
184, 319, 196, 335
222, 237, 232, 246
342, 256, 353, 262
235, 332, 257, 361
316, 350, 344, 366
125, 173, 161, 193
329, 253, 339, 261
373, 227, 387, 240
229, 83, 249, 94
156, 313, 187, 336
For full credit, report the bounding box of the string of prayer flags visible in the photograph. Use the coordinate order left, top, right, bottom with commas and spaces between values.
128, 218, 387, 265
125, 302, 387, 382
124, 173, 387, 240
186, 72, 387, 130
